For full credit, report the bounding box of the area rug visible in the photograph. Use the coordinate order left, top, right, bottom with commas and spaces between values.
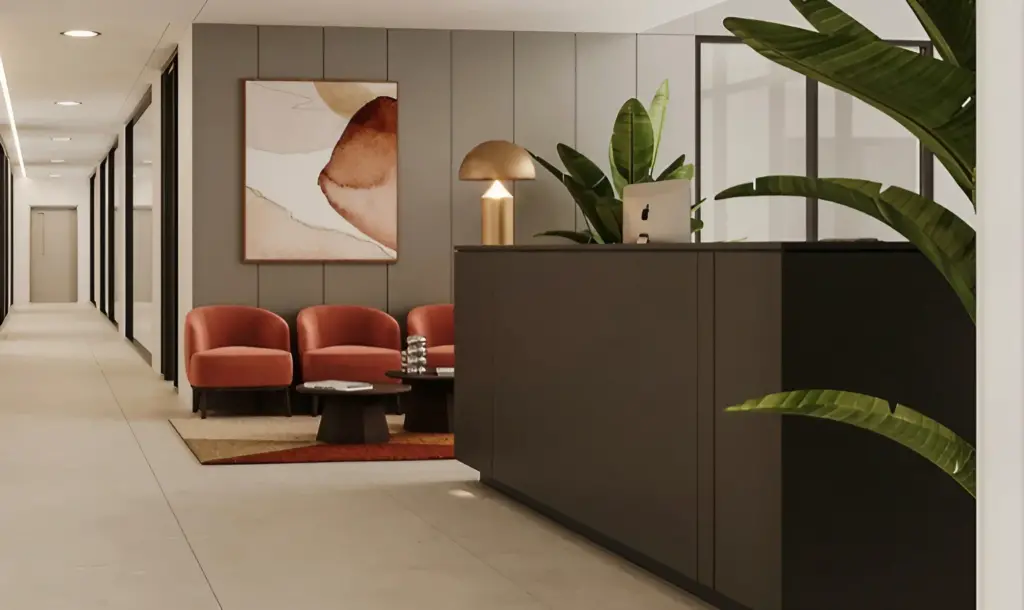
169, 415, 454, 465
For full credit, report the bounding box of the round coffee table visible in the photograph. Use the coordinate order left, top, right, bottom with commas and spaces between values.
296, 383, 410, 444
385, 370, 454, 433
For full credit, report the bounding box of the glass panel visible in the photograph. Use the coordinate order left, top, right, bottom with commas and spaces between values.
700, 43, 806, 242
133, 105, 157, 352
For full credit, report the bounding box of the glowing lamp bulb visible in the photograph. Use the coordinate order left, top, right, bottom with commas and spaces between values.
482, 180, 512, 199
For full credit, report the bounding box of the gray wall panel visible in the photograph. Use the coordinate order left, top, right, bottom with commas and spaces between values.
637, 35, 696, 188
451, 30, 514, 257
574, 34, 637, 232
256, 26, 327, 314
192, 24, 258, 307
512, 32, 576, 244
323, 27, 390, 310
386, 30, 452, 316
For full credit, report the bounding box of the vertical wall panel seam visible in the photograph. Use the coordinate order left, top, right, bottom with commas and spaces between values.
573, 34, 578, 232
450, 30, 455, 303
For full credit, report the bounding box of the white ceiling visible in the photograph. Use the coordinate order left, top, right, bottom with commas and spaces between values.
0, 0, 726, 179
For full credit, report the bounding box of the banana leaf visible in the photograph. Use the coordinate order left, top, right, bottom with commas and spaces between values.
790, 0, 879, 41
557, 144, 614, 199
535, 230, 596, 244
610, 99, 655, 193
562, 178, 621, 243
906, 0, 975, 70
649, 80, 670, 170
530, 152, 611, 243
657, 154, 694, 182
723, 16, 976, 204
690, 217, 704, 233
727, 389, 976, 498
717, 176, 976, 321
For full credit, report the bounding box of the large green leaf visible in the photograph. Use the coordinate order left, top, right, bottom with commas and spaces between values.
529, 151, 611, 243
609, 141, 628, 198
716, 176, 976, 321
690, 217, 704, 233
657, 153, 694, 182
790, 0, 879, 41
610, 99, 655, 189
906, 0, 976, 70
556, 144, 614, 199
727, 389, 976, 498
723, 17, 976, 204
562, 177, 621, 243
535, 230, 596, 244
649, 79, 670, 170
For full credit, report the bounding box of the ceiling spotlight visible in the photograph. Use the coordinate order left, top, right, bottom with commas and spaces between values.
55, 100, 81, 106
51, 136, 72, 142
48, 174, 61, 178
50, 159, 65, 164
61, 30, 100, 38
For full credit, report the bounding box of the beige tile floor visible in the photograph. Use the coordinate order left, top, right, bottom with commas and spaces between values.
0, 304, 711, 610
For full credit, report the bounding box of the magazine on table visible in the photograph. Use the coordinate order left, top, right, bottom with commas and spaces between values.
305, 380, 373, 392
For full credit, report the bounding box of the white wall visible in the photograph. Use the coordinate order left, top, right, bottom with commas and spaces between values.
178, 25, 194, 407
13, 178, 91, 305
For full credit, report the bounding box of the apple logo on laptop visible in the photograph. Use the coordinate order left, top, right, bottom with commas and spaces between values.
641, 204, 650, 222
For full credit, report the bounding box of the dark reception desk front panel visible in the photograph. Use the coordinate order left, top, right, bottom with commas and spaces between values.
453, 243, 975, 610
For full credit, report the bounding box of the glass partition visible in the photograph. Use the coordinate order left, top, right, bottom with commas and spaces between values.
132, 103, 157, 353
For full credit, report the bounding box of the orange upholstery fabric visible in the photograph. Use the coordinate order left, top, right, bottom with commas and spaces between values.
297, 306, 402, 383
185, 306, 293, 389
427, 345, 455, 368
303, 346, 402, 384
408, 304, 455, 367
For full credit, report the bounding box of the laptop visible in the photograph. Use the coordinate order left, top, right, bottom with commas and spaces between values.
622, 180, 692, 244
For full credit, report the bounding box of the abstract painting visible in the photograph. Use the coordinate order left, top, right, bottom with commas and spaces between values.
244, 80, 398, 262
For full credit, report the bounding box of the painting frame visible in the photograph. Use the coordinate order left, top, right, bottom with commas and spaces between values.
241, 78, 400, 264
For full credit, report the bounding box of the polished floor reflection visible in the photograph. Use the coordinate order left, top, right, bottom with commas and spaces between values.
0, 305, 710, 610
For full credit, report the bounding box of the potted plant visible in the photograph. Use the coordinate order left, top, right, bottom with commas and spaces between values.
717, 0, 976, 496
530, 80, 703, 243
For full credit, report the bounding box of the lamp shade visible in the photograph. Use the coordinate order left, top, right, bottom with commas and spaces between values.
458, 140, 536, 181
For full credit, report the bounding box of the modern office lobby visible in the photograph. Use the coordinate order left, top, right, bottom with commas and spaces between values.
0, 0, 1018, 609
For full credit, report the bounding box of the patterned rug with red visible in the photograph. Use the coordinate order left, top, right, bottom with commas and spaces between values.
169, 415, 453, 465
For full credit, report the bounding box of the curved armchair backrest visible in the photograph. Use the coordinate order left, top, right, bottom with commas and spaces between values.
297, 305, 401, 354
407, 304, 454, 347
184, 306, 291, 379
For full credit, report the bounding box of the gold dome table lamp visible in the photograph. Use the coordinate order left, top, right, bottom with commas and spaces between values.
458, 140, 535, 245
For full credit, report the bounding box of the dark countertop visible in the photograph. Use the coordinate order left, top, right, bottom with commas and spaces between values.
455, 241, 919, 254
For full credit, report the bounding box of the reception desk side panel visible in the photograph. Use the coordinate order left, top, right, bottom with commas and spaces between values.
453, 251, 497, 476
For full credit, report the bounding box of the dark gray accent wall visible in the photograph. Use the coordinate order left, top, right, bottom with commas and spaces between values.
190, 25, 689, 319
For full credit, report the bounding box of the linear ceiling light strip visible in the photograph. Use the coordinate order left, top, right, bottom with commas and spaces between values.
0, 55, 27, 178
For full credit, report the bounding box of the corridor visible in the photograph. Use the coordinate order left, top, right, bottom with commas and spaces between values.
0, 305, 706, 610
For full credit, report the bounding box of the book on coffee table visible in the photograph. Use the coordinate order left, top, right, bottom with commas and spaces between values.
304, 380, 373, 392
436, 367, 454, 377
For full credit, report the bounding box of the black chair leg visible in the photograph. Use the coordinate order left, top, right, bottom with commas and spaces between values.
192, 387, 200, 413
199, 390, 208, 419
283, 388, 292, 417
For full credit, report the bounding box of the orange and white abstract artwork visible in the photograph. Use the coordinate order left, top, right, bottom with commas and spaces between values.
244, 80, 398, 262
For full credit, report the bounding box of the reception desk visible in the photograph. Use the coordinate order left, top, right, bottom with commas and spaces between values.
453, 243, 974, 610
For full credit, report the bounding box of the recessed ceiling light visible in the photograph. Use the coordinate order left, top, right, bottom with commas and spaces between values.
0, 55, 27, 178
48, 174, 61, 178
55, 100, 81, 106
61, 30, 100, 38
51, 136, 72, 142
50, 159, 65, 164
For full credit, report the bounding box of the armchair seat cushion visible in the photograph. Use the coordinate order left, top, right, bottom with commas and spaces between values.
303, 345, 402, 383
190, 346, 293, 389
427, 345, 455, 368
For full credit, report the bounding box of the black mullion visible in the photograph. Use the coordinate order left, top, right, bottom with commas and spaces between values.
99, 160, 107, 315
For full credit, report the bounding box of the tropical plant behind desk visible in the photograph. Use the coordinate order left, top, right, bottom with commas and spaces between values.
529, 79, 702, 244
715, 0, 977, 497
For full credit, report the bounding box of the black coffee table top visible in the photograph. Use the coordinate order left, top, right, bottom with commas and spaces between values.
296, 382, 410, 396
385, 370, 455, 383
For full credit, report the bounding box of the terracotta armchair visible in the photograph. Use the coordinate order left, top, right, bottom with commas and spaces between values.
407, 304, 455, 368
185, 305, 294, 419
297, 305, 402, 389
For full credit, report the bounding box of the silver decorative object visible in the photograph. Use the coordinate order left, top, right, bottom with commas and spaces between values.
404, 335, 429, 374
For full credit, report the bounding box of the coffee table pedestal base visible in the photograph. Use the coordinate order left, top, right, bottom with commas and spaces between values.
403, 384, 454, 433
315, 396, 390, 444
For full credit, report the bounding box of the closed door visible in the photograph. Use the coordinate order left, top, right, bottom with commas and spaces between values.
30, 208, 78, 303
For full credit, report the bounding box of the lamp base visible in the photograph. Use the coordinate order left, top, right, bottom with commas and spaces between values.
482, 196, 515, 245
